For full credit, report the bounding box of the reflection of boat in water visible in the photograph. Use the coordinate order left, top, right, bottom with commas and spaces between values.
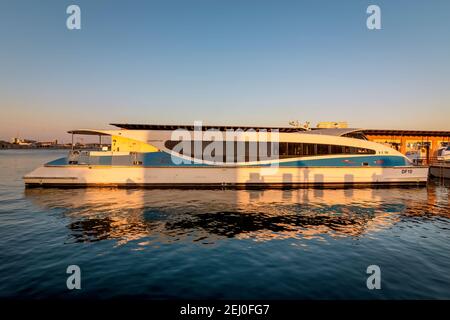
24, 123, 428, 187
24, 187, 445, 245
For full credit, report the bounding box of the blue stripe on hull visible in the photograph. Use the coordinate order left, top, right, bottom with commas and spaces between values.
278, 155, 408, 167
46, 152, 409, 167
141, 153, 409, 167
46, 157, 69, 166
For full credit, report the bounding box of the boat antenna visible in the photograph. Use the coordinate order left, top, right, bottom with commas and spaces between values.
288, 120, 300, 128
289, 120, 311, 131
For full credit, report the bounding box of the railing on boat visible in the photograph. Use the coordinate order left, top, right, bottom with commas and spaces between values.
67, 149, 142, 166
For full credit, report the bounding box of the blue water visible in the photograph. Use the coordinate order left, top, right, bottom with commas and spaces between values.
0, 150, 449, 299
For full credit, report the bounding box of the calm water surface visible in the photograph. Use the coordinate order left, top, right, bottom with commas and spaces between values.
0, 150, 449, 299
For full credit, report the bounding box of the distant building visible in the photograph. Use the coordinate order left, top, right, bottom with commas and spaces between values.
36, 140, 58, 148
0, 141, 12, 149
11, 137, 37, 146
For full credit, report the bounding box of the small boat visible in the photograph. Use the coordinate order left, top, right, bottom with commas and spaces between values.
24, 123, 429, 188
429, 162, 450, 179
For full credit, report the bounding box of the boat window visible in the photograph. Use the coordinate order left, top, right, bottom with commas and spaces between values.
342, 132, 368, 140
164, 140, 376, 162
317, 144, 329, 155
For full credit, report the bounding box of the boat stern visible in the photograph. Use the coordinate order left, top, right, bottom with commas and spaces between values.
23, 165, 79, 187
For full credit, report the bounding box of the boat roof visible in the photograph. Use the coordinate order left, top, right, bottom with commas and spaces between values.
69, 125, 363, 136
363, 129, 450, 137
67, 129, 112, 135
110, 123, 307, 133
304, 128, 364, 136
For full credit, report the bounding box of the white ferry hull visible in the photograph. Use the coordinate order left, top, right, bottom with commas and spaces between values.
24, 165, 429, 187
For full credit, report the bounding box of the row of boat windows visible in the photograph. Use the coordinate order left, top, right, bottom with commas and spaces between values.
164, 140, 376, 162
278, 143, 375, 157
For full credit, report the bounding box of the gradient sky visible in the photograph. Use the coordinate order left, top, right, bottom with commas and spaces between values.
0, 0, 449, 142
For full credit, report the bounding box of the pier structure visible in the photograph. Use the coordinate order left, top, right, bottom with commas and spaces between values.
363, 129, 450, 164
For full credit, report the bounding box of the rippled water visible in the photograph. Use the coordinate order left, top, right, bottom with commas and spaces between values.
0, 150, 449, 299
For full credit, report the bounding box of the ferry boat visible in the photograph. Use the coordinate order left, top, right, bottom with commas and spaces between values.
24, 123, 429, 187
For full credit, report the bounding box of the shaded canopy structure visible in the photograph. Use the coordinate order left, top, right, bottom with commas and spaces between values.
110, 123, 307, 133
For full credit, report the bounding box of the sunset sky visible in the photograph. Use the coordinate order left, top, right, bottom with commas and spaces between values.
1, 0, 449, 142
